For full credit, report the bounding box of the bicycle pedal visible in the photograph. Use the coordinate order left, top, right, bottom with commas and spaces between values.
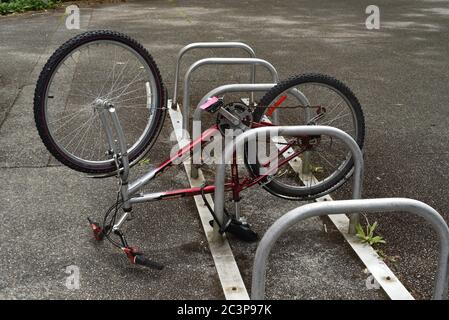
87, 217, 105, 241
201, 96, 223, 113
225, 219, 258, 243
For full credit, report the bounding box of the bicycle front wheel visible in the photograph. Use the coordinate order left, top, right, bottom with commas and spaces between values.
34, 30, 166, 174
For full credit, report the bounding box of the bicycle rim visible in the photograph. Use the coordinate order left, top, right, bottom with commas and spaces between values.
43, 40, 159, 168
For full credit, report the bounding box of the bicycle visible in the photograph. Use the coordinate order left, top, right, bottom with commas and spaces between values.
34, 30, 365, 269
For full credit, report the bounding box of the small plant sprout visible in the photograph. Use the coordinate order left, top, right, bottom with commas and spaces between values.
355, 220, 386, 246
138, 158, 152, 166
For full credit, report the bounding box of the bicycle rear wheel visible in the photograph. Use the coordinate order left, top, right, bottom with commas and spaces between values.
34, 30, 166, 174
247, 73, 365, 200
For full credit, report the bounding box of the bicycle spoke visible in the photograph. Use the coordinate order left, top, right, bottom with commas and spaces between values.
106, 69, 144, 102
60, 115, 97, 149
48, 105, 91, 125
51, 108, 91, 134
111, 94, 149, 105
321, 111, 350, 126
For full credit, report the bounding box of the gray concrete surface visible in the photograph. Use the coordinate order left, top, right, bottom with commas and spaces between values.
1, 0, 448, 299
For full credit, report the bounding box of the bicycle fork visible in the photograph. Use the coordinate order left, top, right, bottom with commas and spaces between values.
96, 100, 131, 216
89, 101, 163, 270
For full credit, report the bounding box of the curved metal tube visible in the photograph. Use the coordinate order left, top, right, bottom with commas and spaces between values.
182, 58, 279, 132
213, 126, 364, 228
194, 84, 309, 137
196, 83, 276, 116
173, 42, 256, 106
251, 198, 449, 300
190, 83, 277, 180
197, 85, 308, 108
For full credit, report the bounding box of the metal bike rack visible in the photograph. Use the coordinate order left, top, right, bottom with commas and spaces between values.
213, 125, 364, 234
189, 83, 276, 179
173, 42, 257, 107
251, 198, 449, 300
181, 58, 279, 133
192, 83, 275, 134
174, 42, 314, 181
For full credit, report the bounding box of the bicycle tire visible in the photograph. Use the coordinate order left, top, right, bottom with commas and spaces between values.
34, 30, 166, 174
247, 73, 365, 200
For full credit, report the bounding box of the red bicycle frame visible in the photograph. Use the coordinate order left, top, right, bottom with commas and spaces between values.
127, 123, 303, 205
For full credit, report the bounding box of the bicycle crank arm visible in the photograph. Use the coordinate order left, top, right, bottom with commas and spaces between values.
218, 107, 241, 126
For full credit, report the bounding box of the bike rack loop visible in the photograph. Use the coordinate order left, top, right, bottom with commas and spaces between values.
212, 125, 364, 234
251, 198, 449, 300
173, 42, 257, 107
193, 83, 276, 132
182, 58, 280, 133
196, 84, 309, 108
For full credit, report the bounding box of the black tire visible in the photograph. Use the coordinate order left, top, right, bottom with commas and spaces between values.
34, 30, 166, 174
247, 73, 365, 200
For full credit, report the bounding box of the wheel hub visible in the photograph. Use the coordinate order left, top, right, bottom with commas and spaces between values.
93, 98, 112, 109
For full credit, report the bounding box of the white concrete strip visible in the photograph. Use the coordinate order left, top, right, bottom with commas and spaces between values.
269, 124, 414, 300
168, 102, 249, 300
319, 200, 415, 300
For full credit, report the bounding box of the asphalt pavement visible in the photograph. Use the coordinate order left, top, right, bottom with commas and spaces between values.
1, 0, 448, 299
